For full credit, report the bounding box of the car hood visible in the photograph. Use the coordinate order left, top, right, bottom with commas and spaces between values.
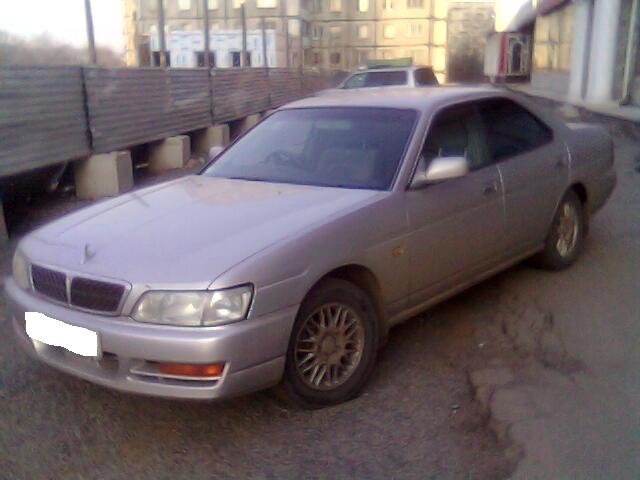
23, 176, 383, 287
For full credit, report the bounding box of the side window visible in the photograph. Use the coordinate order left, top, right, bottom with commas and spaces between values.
415, 68, 438, 86
421, 105, 491, 171
478, 99, 553, 161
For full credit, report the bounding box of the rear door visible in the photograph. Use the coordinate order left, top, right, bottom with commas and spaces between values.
405, 103, 505, 306
477, 98, 568, 254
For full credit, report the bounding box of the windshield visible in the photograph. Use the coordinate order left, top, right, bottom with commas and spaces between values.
342, 71, 409, 89
203, 108, 417, 190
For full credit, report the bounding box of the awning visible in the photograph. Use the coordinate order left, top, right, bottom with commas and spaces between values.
505, 0, 572, 32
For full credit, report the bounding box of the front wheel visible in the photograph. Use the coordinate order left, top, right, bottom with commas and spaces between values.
279, 278, 379, 408
532, 190, 585, 270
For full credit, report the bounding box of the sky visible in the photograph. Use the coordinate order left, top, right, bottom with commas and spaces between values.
0, 0, 125, 52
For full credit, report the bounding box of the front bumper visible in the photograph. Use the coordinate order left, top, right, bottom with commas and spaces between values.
6, 278, 297, 400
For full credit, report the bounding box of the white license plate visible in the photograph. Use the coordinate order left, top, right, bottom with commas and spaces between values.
25, 312, 99, 357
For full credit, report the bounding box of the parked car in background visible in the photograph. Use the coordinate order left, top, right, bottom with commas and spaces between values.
316, 64, 439, 96
339, 65, 439, 89
7, 87, 615, 408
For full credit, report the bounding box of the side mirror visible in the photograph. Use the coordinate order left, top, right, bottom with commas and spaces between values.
411, 155, 469, 188
208, 145, 224, 161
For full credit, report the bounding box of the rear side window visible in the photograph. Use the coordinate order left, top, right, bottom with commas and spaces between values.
478, 99, 553, 161
343, 71, 408, 89
415, 68, 438, 86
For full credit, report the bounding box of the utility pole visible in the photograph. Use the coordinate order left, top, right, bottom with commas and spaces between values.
284, 17, 290, 67
158, 0, 167, 66
241, 4, 247, 67
202, 0, 211, 67
261, 16, 268, 68
84, 0, 97, 64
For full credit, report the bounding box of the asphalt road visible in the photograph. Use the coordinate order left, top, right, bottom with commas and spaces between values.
0, 115, 636, 479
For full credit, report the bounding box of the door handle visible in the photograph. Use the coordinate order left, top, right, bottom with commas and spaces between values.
483, 183, 498, 195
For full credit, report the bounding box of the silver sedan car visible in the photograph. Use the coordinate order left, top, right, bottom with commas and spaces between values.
7, 87, 616, 407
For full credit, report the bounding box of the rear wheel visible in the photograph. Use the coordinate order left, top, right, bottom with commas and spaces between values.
532, 190, 585, 270
280, 278, 379, 408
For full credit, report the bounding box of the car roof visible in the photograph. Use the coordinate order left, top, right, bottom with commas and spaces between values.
350, 65, 431, 73
282, 85, 504, 114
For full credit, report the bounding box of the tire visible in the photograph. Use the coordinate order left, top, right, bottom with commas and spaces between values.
532, 190, 585, 270
279, 278, 379, 408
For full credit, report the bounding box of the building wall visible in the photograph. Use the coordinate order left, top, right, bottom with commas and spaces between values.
304, 0, 449, 79
531, 3, 574, 95
447, 2, 494, 82
149, 29, 285, 67
125, 0, 455, 80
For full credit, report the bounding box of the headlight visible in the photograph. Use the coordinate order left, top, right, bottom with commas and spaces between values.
12, 250, 31, 290
132, 284, 253, 327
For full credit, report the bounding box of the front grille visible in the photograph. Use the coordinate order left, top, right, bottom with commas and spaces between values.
30, 265, 126, 314
31, 265, 67, 303
70, 277, 125, 313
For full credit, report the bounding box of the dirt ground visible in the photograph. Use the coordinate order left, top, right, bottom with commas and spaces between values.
0, 106, 637, 479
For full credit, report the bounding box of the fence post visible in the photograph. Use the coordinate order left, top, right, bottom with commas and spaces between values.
241, 4, 247, 67
261, 16, 268, 68
202, 0, 211, 68
157, 0, 167, 66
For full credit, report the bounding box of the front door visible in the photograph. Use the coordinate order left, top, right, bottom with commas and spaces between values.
406, 103, 505, 307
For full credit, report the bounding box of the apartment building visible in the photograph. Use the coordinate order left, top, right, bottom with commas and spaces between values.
123, 0, 493, 82
303, 0, 449, 80
123, 0, 309, 68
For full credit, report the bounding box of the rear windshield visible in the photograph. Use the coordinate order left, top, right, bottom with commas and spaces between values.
342, 71, 408, 89
202, 108, 417, 190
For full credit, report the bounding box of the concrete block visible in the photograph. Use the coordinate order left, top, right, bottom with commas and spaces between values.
238, 114, 261, 134
148, 135, 190, 174
74, 151, 133, 200
0, 201, 7, 242
192, 125, 230, 157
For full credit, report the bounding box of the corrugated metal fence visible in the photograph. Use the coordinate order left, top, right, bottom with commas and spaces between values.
0, 66, 91, 177
0, 66, 332, 178
86, 68, 212, 153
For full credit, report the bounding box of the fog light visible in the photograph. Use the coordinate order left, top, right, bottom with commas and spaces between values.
157, 362, 225, 378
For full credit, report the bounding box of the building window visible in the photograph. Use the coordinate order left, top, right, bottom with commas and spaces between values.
407, 23, 423, 37
231, 51, 251, 67
357, 50, 368, 65
195, 51, 216, 67
406, 0, 423, 8
312, 25, 323, 39
383, 25, 395, 38
383, 0, 394, 10
313, 52, 321, 65
312, 0, 322, 13
233, 0, 243, 9
330, 26, 341, 38
257, 0, 277, 8
178, 0, 191, 10
207, 0, 218, 8
358, 25, 368, 39
330, 52, 341, 65
358, 0, 368, 12
330, 0, 341, 12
